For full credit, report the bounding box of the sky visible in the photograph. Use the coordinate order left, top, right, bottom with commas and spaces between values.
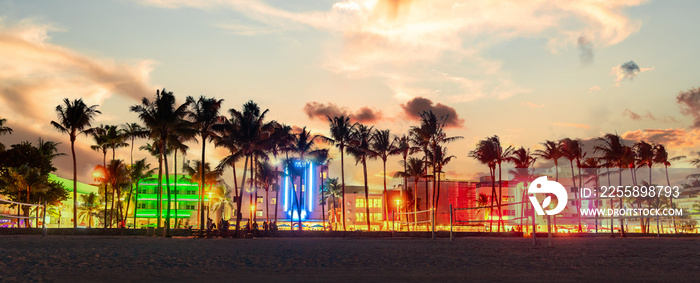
1, 0, 699, 192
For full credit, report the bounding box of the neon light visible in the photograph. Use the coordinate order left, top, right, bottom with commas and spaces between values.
308, 163, 314, 212
284, 170, 289, 211
287, 209, 307, 220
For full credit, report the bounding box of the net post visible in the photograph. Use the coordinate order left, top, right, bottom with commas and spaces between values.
392, 209, 395, 238
431, 208, 436, 240
449, 204, 453, 242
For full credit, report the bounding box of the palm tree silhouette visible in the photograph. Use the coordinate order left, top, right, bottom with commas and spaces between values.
128, 158, 156, 228
560, 138, 584, 232
506, 146, 536, 231
187, 96, 224, 230
130, 89, 191, 236
226, 101, 274, 235
0, 118, 13, 151
594, 133, 628, 237
393, 134, 419, 221
394, 157, 427, 231
653, 144, 685, 233
348, 124, 375, 230
254, 159, 281, 226
78, 193, 100, 228
534, 140, 562, 181
430, 146, 455, 213
323, 177, 342, 230
322, 115, 356, 231
51, 98, 101, 228
370, 129, 398, 223
469, 137, 498, 231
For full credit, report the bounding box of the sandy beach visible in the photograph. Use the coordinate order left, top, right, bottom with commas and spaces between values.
1, 235, 699, 282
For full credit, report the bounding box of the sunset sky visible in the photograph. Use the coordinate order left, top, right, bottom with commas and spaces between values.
1, 0, 699, 191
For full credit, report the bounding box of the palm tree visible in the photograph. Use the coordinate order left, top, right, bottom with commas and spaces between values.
431, 146, 455, 212
393, 134, 419, 218
128, 158, 156, 228
168, 135, 191, 229
187, 95, 224, 230
51, 98, 101, 228
469, 137, 498, 231
122, 123, 149, 166
322, 115, 356, 231
534, 140, 562, 181
0, 118, 13, 151
653, 144, 685, 233
131, 89, 191, 236
506, 146, 536, 230
560, 138, 584, 232
347, 124, 375, 230
96, 160, 131, 227
370, 129, 398, 223
594, 133, 628, 237
210, 185, 234, 223
227, 101, 276, 235
254, 159, 281, 226
323, 177, 342, 230
182, 160, 223, 218
284, 127, 324, 230
311, 149, 332, 230
139, 140, 163, 228
394, 158, 427, 230
78, 193, 100, 228
410, 111, 463, 212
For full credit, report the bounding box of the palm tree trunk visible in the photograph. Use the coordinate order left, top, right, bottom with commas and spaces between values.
382, 159, 388, 231
340, 145, 346, 231
666, 164, 676, 233
363, 158, 370, 231
174, 150, 178, 229
71, 138, 78, 229
199, 135, 207, 231
133, 183, 139, 228
235, 154, 249, 235
619, 163, 626, 237
497, 162, 504, 232
489, 166, 495, 232
413, 179, 418, 231
163, 139, 172, 237
157, 155, 163, 229
266, 187, 270, 226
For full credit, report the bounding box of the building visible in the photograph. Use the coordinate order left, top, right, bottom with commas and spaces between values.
130, 174, 210, 228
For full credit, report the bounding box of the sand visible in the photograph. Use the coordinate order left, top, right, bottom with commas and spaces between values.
1, 235, 699, 282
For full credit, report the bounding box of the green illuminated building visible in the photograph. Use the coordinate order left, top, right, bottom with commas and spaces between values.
132, 175, 209, 228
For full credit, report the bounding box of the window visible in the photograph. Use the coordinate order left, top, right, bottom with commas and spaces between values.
503, 210, 516, 216
257, 196, 264, 203
137, 203, 147, 209
270, 198, 276, 205
256, 210, 263, 217
356, 198, 382, 208
185, 204, 196, 210
138, 189, 148, 194
356, 212, 383, 222
187, 190, 196, 195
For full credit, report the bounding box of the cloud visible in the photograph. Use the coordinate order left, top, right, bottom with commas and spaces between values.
0, 18, 157, 183
303, 102, 383, 123
621, 128, 700, 149
577, 36, 594, 64
589, 86, 602, 92
521, 101, 545, 108
400, 97, 464, 128
0, 18, 155, 124
610, 60, 654, 86
135, 0, 647, 103
550, 122, 590, 129
677, 87, 700, 128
